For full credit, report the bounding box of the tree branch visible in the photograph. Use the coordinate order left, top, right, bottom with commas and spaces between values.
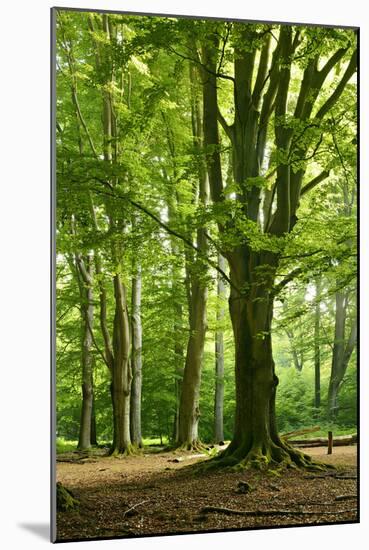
318, 47, 349, 82
169, 46, 235, 83
300, 170, 330, 196
91, 185, 240, 294
316, 50, 357, 120
217, 107, 234, 141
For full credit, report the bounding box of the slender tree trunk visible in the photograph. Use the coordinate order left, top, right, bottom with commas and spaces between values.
285, 328, 303, 371
178, 278, 207, 448
177, 60, 209, 449
173, 291, 184, 442
90, 392, 98, 446
328, 291, 357, 420
314, 278, 322, 411
214, 253, 226, 444
168, 214, 185, 443
328, 290, 345, 419
76, 255, 94, 450
130, 265, 143, 447
110, 274, 132, 454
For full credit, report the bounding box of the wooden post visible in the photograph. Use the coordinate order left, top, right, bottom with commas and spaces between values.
327, 431, 333, 455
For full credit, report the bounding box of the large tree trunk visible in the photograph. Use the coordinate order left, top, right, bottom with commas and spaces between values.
215, 249, 315, 469
130, 266, 143, 447
214, 253, 226, 444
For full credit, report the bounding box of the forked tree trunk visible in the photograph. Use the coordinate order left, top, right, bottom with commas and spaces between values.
214, 253, 226, 443
130, 266, 143, 447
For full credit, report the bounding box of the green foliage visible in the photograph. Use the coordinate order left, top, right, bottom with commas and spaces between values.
55, 10, 357, 448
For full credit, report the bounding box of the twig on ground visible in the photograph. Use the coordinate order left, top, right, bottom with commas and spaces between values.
123, 500, 150, 517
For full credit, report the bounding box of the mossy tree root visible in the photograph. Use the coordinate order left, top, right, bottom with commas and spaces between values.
195, 438, 335, 472
56, 483, 79, 512
108, 443, 139, 457
174, 440, 207, 453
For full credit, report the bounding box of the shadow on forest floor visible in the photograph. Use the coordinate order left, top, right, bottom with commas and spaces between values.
55, 445, 358, 542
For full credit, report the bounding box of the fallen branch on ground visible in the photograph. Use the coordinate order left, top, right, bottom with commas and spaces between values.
281, 426, 321, 440
289, 434, 357, 447
335, 495, 357, 501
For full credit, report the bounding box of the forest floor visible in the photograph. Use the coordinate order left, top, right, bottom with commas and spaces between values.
56, 444, 358, 542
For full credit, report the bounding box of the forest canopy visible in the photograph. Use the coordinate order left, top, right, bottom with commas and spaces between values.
55, 10, 357, 467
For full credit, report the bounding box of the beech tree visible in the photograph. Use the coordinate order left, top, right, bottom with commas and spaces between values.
55, 12, 357, 464
197, 22, 357, 468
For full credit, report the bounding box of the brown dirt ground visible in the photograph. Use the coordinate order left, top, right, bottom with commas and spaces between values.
56, 445, 358, 542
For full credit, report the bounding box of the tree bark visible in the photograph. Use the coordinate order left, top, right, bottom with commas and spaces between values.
89, 14, 133, 455
177, 60, 209, 449
328, 291, 356, 419
90, 393, 98, 446
314, 277, 322, 411
201, 28, 323, 469
130, 265, 143, 447
110, 274, 132, 454
75, 254, 95, 451
214, 253, 226, 443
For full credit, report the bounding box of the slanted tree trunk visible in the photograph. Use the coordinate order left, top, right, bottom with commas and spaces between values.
214, 253, 226, 443
130, 265, 143, 447
78, 269, 94, 450
328, 290, 357, 420
72, 253, 95, 451
285, 327, 303, 371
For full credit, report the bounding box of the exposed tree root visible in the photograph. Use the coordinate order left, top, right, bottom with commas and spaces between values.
108, 443, 139, 458
201, 505, 356, 517
173, 440, 208, 453
335, 494, 357, 501
194, 438, 335, 473
57, 482, 79, 512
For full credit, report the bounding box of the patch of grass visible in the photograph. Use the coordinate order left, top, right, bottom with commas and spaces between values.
56, 438, 78, 453
142, 436, 169, 446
